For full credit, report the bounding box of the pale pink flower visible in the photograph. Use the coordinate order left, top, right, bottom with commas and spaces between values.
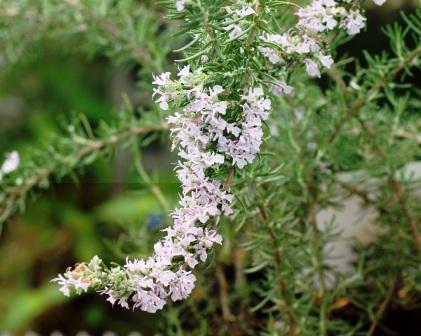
1, 151, 20, 175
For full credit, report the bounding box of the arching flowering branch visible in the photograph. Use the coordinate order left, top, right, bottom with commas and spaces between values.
54, 0, 387, 313
54, 68, 270, 312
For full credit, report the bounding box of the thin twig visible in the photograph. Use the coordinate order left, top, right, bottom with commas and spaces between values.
0, 124, 168, 224
306, 182, 328, 336
336, 178, 375, 204
393, 129, 421, 145
215, 263, 236, 322
327, 65, 347, 91
389, 177, 421, 251
368, 273, 399, 335
133, 142, 170, 213
259, 205, 298, 336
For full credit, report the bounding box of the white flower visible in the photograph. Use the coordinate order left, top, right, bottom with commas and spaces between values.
342, 10, 366, 35
296, 0, 339, 33
106, 295, 129, 309
1, 151, 20, 175
156, 95, 169, 110
152, 72, 177, 110
52, 273, 90, 297
304, 58, 321, 78
318, 53, 334, 69
224, 24, 244, 39
258, 47, 281, 64
177, 65, 191, 82
235, 6, 255, 17
175, 0, 186, 11
156, 270, 176, 286
203, 229, 223, 247
210, 85, 224, 96
373, 0, 386, 5
349, 79, 360, 90
226, 123, 241, 137
201, 54, 209, 63
169, 269, 196, 301
295, 35, 320, 54
269, 79, 294, 96
132, 287, 166, 313
152, 72, 172, 86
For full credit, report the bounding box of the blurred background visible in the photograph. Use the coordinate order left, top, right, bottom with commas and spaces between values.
0, 0, 420, 335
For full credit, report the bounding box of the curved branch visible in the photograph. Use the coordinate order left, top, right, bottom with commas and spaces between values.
0, 122, 168, 226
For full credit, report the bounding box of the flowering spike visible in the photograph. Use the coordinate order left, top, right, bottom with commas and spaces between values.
54, 0, 387, 313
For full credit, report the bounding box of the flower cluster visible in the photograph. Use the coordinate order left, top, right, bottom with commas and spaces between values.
223, 5, 256, 39
260, 0, 386, 82
176, 1, 257, 40
54, 62, 271, 312
297, 0, 366, 35
53, 262, 92, 297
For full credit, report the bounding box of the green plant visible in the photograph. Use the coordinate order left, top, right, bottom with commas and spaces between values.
1, 1, 420, 335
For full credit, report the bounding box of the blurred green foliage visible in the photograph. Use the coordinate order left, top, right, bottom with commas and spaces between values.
0, 1, 178, 331
0, 0, 420, 335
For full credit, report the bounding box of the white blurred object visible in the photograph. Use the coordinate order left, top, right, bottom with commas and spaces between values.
1, 151, 20, 175
102, 332, 117, 336
75, 331, 91, 336
24, 332, 40, 336
317, 161, 421, 275
373, 0, 386, 5
50, 332, 64, 336
0, 332, 12, 336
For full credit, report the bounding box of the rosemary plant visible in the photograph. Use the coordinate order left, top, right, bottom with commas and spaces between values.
0, 0, 420, 334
